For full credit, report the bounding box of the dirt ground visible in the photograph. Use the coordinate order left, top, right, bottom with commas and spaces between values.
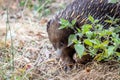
0, 0, 120, 80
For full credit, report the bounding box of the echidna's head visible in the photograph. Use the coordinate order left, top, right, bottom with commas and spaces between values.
47, 18, 74, 57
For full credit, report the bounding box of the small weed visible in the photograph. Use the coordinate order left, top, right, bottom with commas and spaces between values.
59, 15, 120, 62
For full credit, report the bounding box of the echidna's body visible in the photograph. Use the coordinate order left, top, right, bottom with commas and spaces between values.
47, 0, 120, 67
56, 0, 120, 28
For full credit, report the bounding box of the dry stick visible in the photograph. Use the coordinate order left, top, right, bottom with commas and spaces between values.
6, 4, 14, 73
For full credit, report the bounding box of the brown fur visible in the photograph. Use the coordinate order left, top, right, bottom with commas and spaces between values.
47, 0, 120, 67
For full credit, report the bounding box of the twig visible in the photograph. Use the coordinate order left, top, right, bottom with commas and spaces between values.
6, 2, 15, 75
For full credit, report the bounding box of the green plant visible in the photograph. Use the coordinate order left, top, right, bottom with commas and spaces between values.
108, 0, 120, 3
34, 0, 52, 16
59, 15, 120, 61
19, 0, 53, 17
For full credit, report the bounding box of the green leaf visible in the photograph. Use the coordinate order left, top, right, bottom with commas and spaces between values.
74, 43, 84, 58
59, 18, 71, 29
59, 25, 67, 29
59, 18, 75, 29
106, 30, 112, 35
97, 24, 103, 30
94, 20, 99, 23
104, 49, 109, 58
76, 33, 83, 38
94, 41, 108, 49
114, 26, 120, 33
84, 39, 93, 46
108, 0, 119, 3
94, 53, 103, 61
86, 31, 93, 39
60, 18, 69, 24
108, 46, 114, 57
88, 15, 94, 23
116, 52, 120, 57
100, 40, 109, 47
76, 28, 81, 32
91, 39, 100, 45
104, 20, 112, 24
82, 24, 92, 34
71, 20, 76, 25
99, 30, 112, 36
68, 34, 77, 46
